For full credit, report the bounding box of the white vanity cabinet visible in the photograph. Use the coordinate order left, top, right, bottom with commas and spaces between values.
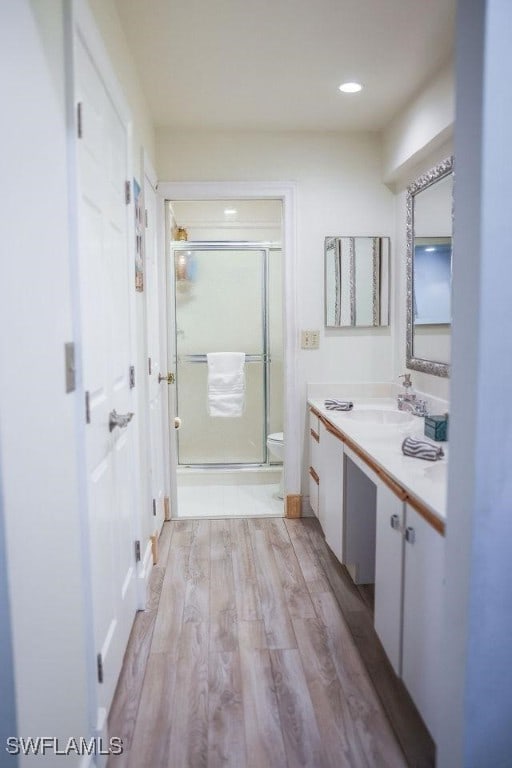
318, 421, 344, 561
374, 479, 406, 675
307, 400, 447, 744
401, 503, 445, 741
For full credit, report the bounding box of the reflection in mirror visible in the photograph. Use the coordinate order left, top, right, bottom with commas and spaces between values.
325, 236, 389, 327
406, 157, 453, 377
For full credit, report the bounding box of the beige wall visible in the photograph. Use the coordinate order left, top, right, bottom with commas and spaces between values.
157, 129, 395, 489
157, 129, 395, 386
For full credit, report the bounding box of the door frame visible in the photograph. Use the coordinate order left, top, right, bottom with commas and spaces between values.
157, 181, 299, 519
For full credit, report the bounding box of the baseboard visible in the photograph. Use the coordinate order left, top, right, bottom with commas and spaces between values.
301, 495, 315, 517
136, 539, 153, 609
285, 493, 302, 518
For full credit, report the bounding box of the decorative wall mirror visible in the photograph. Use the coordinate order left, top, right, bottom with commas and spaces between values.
406, 157, 453, 377
324, 236, 390, 327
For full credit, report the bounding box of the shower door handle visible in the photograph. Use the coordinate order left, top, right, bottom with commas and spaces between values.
158, 372, 175, 384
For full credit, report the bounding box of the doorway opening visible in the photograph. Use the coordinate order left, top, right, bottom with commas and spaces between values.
169, 200, 284, 519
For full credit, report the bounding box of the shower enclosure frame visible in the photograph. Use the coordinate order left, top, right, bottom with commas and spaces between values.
170, 240, 281, 469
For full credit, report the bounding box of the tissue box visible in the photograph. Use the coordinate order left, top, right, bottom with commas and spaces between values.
424, 414, 448, 442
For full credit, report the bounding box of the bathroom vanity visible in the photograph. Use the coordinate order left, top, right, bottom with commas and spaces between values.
308, 396, 447, 743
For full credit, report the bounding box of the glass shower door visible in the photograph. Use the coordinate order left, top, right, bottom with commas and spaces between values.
174, 246, 267, 465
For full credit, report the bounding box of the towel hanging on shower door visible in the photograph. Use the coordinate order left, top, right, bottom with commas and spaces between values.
206, 352, 246, 417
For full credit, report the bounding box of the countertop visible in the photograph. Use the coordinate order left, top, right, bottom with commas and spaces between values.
308, 397, 448, 525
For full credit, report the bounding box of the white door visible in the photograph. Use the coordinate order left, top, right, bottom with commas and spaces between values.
145, 172, 166, 531
76, 37, 137, 724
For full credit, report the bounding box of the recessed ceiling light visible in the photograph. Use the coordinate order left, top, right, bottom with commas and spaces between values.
338, 82, 363, 93
224, 208, 237, 216
425, 247, 436, 252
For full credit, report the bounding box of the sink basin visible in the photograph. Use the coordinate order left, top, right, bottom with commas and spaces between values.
424, 462, 447, 482
346, 408, 414, 425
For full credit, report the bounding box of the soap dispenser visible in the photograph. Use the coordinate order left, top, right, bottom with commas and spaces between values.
397, 373, 416, 409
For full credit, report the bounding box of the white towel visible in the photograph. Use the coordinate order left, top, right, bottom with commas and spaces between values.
207, 352, 246, 417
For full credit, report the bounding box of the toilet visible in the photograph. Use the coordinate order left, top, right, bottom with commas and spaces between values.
267, 432, 284, 499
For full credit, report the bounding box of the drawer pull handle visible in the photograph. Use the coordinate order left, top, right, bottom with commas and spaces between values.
390, 513, 401, 531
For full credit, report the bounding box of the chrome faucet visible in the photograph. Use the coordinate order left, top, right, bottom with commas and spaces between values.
397, 395, 429, 416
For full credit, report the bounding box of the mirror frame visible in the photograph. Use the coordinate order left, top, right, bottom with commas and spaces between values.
406, 156, 453, 378
324, 236, 390, 328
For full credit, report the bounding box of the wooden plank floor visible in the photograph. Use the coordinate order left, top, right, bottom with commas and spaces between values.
108, 518, 434, 767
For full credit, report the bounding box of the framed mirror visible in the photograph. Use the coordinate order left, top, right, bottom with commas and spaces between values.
406, 157, 453, 377
325, 236, 390, 327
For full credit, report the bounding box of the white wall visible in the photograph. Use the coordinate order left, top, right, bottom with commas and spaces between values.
383, 59, 454, 186
156, 130, 395, 491
0, 0, 90, 758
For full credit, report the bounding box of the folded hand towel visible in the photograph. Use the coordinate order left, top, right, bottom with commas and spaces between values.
207, 352, 245, 417
324, 398, 354, 411
402, 436, 444, 461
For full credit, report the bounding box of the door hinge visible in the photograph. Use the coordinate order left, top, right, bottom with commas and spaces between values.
125, 180, 131, 205
77, 102, 83, 139
129, 365, 136, 389
65, 342, 76, 393
85, 391, 91, 424
145, 209, 148, 228
148, 357, 152, 375
97, 653, 103, 684
152, 498, 157, 516
135, 540, 141, 562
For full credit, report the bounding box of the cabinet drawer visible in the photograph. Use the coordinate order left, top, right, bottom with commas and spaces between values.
309, 408, 320, 436
309, 468, 319, 517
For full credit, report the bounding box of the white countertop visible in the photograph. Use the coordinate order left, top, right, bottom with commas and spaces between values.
308, 397, 448, 522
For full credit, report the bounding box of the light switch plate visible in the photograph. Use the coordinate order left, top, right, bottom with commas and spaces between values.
301, 330, 320, 349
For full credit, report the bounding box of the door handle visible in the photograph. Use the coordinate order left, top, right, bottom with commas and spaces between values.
158, 372, 175, 384
109, 409, 134, 432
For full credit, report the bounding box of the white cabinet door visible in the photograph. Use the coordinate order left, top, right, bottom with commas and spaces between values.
374, 480, 405, 674
77, 37, 137, 723
318, 423, 344, 561
402, 504, 445, 741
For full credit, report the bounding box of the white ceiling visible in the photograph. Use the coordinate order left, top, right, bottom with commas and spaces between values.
115, 0, 455, 132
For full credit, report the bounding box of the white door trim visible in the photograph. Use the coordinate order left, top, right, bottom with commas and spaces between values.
157, 180, 299, 515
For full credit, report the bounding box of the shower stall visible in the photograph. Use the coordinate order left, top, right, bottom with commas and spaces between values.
170, 241, 283, 514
